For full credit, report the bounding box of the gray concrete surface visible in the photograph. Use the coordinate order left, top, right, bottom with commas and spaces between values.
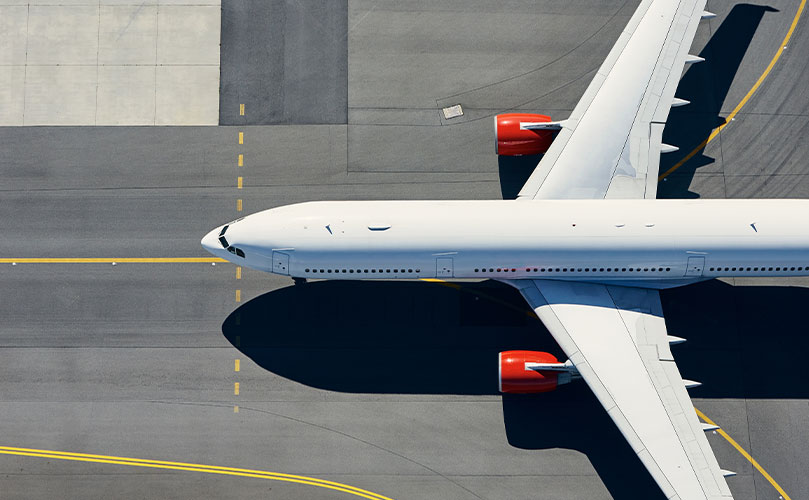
220, 0, 348, 125
2, 1, 809, 499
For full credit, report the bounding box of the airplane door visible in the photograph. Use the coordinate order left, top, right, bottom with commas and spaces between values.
685, 256, 705, 277
436, 257, 454, 277
272, 252, 289, 275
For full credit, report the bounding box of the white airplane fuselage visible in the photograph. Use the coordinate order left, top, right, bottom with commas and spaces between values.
202, 199, 809, 288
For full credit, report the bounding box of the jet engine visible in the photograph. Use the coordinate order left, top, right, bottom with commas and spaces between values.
499, 350, 576, 393
494, 113, 559, 156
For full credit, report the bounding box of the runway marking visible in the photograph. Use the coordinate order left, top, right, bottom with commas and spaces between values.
0, 446, 393, 500
237, 176, 243, 189
239, 103, 245, 116
0, 258, 226, 264
234, 405, 239, 413
658, 0, 807, 181
235, 289, 241, 302
234, 382, 240, 395
235, 359, 240, 372
238, 132, 243, 145
238, 153, 243, 166
696, 408, 792, 500
237, 198, 243, 212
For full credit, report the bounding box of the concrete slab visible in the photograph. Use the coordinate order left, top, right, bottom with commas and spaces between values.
157, 5, 220, 65
98, 5, 158, 65
0, 64, 25, 125
219, 0, 348, 125
26, 6, 99, 65
0, 3, 221, 125
23, 65, 97, 126
96, 66, 156, 125
0, 6, 27, 65
156, 65, 220, 125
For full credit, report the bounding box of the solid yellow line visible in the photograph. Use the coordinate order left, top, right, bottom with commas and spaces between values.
695, 408, 792, 500
237, 176, 243, 189
658, 0, 806, 181
238, 132, 244, 145
0, 448, 392, 500
239, 104, 245, 116
0, 258, 227, 264
238, 154, 243, 167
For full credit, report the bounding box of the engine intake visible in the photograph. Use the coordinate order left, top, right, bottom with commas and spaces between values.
499, 350, 575, 394
494, 113, 557, 156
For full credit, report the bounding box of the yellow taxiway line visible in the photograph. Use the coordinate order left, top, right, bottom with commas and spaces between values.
0, 258, 227, 264
658, 0, 807, 181
696, 408, 792, 500
0, 446, 394, 500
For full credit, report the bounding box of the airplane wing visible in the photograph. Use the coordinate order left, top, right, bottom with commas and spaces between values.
517, 0, 709, 200
506, 279, 733, 500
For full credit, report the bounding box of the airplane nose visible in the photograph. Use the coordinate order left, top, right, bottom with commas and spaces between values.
201, 227, 221, 254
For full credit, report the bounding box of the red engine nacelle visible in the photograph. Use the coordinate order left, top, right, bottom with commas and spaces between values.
494, 113, 556, 156
499, 350, 560, 394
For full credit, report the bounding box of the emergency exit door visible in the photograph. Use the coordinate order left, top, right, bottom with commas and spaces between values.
685, 256, 705, 277
436, 257, 454, 277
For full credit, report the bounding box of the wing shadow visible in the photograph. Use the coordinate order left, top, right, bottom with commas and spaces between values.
658, 4, 777, 198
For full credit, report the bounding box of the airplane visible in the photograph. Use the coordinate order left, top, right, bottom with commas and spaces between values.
201, 1, 804, 498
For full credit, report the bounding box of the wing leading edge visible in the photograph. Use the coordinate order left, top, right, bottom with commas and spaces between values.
505, 279, 733, 500
517, 0, 708, 200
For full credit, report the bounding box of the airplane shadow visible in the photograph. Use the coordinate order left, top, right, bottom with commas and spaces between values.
657, 4, 777, 198
224, 278, 809, 500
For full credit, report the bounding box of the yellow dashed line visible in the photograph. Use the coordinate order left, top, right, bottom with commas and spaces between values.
0, 446, 393, 500
237, 199, 243, 212
234, 359, 240, 372
659, 0, 806, 181
0, 258, 226, 264
236, 266, 241, 279
234, 382, 240, 395
234, 406, 239, 413
238, 154, 243, 166
237, 177, 243, 189
238, 132, 244, 145
239, 104, 245, 116
695, 408, 792, 500
235, 289, 241, 302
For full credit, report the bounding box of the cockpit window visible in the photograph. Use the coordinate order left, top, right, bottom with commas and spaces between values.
227, 246, 245, 258
219, 235, 229, 248
219, 225, 229, 236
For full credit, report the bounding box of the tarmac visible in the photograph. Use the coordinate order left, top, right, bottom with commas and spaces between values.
1, 1, 808, 499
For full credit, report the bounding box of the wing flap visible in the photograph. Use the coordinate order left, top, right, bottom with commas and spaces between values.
506, 279, 733, 500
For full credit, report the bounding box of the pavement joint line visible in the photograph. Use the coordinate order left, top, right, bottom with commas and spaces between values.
0, 258, 226, 264
695, 408, 792, 500
0, 446, 394, 500
658, 0, 807, 181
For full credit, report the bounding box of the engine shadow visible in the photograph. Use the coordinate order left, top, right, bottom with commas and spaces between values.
498, 154, 543, 199
657, 4, 777, 198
